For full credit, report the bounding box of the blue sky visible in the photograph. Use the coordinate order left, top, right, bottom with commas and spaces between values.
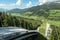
0, 0, 57, 9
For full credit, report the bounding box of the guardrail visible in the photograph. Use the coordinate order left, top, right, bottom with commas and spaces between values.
11, 31, 39, 40
0, 27, 39, 40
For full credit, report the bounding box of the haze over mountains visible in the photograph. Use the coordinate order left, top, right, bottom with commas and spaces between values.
0, 1, 60, 13
0, 8, 8, 12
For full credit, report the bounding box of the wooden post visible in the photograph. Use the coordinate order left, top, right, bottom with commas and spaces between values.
0, 12, 2, 27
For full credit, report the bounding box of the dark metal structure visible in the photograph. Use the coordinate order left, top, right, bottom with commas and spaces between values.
0, 27, 39, 40
0, 12, 2, 27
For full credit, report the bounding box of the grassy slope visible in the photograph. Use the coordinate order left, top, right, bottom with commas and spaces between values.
38, 10, 60, 38
7, 10, 60, 36
7, 12, 40, 20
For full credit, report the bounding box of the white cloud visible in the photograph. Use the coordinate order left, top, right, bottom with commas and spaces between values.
0, 0, 22, 9
0, 4, 15, 9
16, 0, 22, 6
26, 1, 32, 8
39, 0, 58, 5
39, 0, 47, 5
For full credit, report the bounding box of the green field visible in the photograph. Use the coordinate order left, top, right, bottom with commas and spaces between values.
8, 10, 60, 26
4, 9, 60, 40
7, 10, 60, 38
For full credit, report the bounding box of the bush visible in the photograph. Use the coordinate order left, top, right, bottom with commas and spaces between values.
1, 13, 42, 30
50, 25, 60, 40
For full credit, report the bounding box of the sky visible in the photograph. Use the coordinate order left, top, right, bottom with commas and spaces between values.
0, 0, 58, 10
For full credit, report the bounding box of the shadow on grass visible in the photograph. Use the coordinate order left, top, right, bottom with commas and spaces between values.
35, 33, 47, 40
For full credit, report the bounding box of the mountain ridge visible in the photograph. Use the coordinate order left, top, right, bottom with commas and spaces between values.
0, 1, 60, 12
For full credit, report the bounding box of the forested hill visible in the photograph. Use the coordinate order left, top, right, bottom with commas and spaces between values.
7, 1, 60, 13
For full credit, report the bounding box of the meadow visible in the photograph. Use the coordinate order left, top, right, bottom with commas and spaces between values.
6, 10, 60, 40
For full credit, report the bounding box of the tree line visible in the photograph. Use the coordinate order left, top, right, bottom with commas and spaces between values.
0, 12, 42, 30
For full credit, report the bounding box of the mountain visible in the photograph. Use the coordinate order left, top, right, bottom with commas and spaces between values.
0, 1, 60, 13
7, 1, 60, 13
0, 8, 7, 12
46, 2, 60, 10
7, 8, 26, 13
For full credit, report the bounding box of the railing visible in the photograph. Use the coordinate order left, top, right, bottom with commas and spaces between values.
10, 31, 39, 40
0, 27, 39, 40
